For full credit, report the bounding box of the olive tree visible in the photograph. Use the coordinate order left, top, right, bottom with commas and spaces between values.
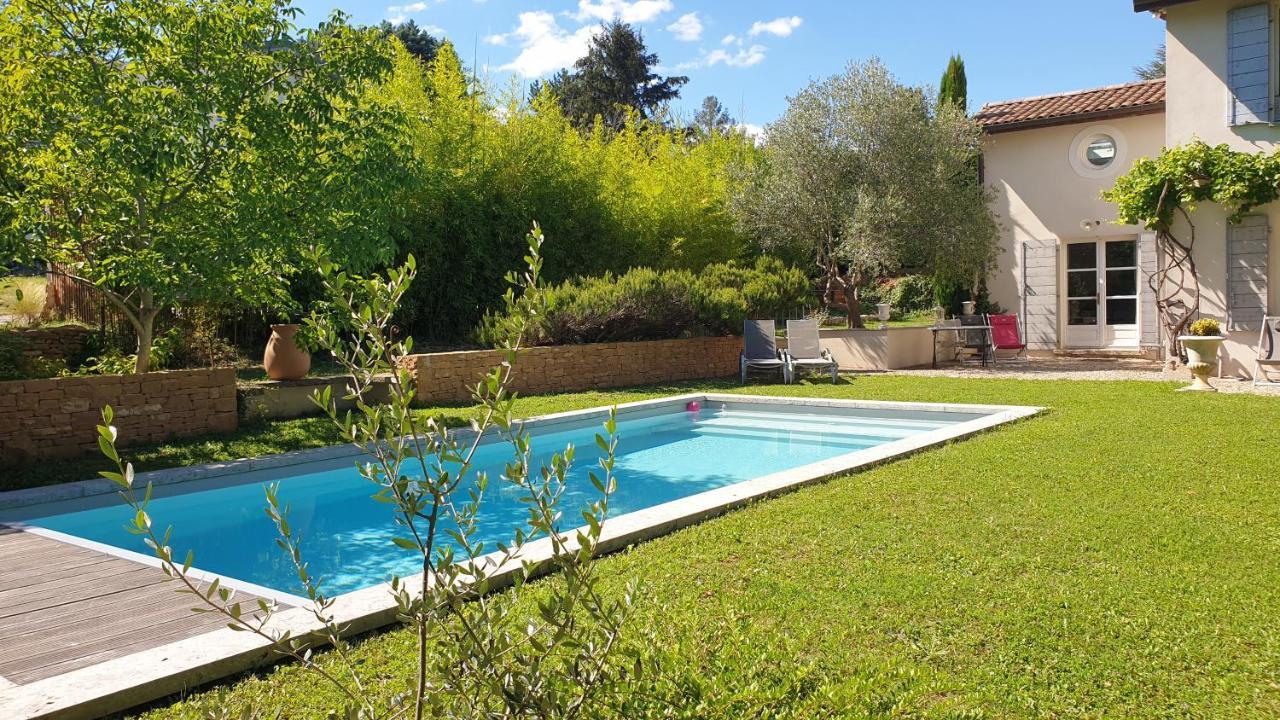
733, 59, 999, 327
0, 0, 409, 372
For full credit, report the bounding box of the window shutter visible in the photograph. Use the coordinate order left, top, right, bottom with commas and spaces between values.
1138, 232, 1160, 347
1228, 215, 1269, 332
1021, 239, 1057, 350
1229, 4, 1272, 125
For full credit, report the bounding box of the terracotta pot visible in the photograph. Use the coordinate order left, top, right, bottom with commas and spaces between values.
263, 324, 311, 381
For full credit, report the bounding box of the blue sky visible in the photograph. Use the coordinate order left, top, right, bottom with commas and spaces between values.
291, 0, 1167, 131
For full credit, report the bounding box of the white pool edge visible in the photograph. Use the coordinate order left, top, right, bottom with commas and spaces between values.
0, 394, 1041, 720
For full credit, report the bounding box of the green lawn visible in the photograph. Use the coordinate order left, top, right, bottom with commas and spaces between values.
22, 376, 1280, 717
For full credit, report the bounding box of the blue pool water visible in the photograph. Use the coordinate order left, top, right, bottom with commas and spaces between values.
13, 401, 979, 597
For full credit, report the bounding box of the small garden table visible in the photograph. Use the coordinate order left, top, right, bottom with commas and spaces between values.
930, 324, 993, 368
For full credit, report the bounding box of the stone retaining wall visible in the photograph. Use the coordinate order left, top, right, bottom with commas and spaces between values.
401, 336, 743, 405
0, 368, 237, 465
3, 325, 92, 362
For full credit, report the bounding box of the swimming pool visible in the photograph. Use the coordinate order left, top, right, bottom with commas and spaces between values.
3, 395, 1037, 601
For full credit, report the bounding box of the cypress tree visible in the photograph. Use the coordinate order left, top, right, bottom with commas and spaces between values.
939, 54, 968, 112
936, 54, 975, 313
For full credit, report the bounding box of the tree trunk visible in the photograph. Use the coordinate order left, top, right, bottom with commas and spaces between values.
134, 314, 154, 373
133, 293, 158, 374
845, 283, 865, 329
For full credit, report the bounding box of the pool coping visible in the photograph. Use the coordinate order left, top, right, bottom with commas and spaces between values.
0, 393, 1041, 719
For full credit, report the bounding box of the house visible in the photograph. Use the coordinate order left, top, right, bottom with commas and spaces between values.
976, 0, 1279, 377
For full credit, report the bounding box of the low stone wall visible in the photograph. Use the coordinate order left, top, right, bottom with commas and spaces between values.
3, 325, 92, 362
0, 368, 237, 465
238, 376, 394, 421
401, 336, 743, 405
820, 327, 934, 370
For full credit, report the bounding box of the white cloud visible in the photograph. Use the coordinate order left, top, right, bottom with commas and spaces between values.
387, 1, 428, 15
666, 12, 702, 41
574, 0, 673, 24
736, 123, 766, 143
749, 16, 802, 37
498, 11, 602, 77
720, 33, 737, 45
706, 44, 766, 68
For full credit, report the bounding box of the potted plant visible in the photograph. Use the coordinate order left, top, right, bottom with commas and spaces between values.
1177, 318, 1225, 392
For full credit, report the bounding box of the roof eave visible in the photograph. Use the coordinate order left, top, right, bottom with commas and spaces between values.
1133, 0, 1198, 13
980, 103, 1165, 134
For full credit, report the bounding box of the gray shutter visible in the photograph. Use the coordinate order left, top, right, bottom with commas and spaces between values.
1021, 239, 1057, 350
1229, 4, 1271, 125
1227, 215, 1270, 332
1139, 232, 1160, 347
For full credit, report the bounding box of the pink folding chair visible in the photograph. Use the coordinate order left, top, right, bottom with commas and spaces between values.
988, 314, 1029, 364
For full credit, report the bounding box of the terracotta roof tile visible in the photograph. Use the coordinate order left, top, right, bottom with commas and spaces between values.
974, 79, 1165, 132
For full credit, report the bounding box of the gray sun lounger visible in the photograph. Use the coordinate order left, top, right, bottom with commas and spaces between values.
1255, 316, 1280, 386
741, 319, 788, 384
784, 319, 838, 384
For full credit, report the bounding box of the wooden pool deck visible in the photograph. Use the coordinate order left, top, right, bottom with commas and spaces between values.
0, 525, 275, 688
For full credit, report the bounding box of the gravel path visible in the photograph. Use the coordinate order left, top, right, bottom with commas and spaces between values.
890, 358, 1280, 396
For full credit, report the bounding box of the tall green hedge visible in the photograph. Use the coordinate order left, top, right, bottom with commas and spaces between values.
474, 257, 814, 347
372, 43, 759, 341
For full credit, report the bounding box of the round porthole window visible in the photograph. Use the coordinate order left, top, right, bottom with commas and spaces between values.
1084, 135, 1117, 167
1068, 125, 1127, 178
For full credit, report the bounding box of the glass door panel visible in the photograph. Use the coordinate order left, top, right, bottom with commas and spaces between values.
1065, 241, 1098, 329
1103, 240, 1138, 338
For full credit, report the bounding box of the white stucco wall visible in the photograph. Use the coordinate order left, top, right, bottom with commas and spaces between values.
982, 112, 1166, 349
1165, 0, 1280, 149
1164, 0, 1280, 375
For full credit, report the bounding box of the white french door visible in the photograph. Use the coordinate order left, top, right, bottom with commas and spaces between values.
1064, 238, 1139, 348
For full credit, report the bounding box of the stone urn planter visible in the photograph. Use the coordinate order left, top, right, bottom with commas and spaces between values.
1177, 334, 1225, 392
876, 303, 892, 329
961, 300, 977, 316
263, 324, 311, 381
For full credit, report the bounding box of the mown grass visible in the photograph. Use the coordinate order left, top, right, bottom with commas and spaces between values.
39, 375, 1280, 717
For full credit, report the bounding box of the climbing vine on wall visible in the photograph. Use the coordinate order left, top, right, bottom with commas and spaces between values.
1104, 141, 1280, 358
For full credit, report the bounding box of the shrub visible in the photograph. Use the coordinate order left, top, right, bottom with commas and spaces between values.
0, 333, 67, 380
862, 275, 937, 315
474, 257, 814, 347
1187, 318, 1222, 336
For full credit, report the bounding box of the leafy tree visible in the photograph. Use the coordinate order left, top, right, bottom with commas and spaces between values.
733, 60, 999, 328
939, 54, 968, 111
1135, 44, 1167, 81
0, 0, 409, 372
693, 95, 734, 136
546, 21, 688, 131
378, 19, 440, 64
